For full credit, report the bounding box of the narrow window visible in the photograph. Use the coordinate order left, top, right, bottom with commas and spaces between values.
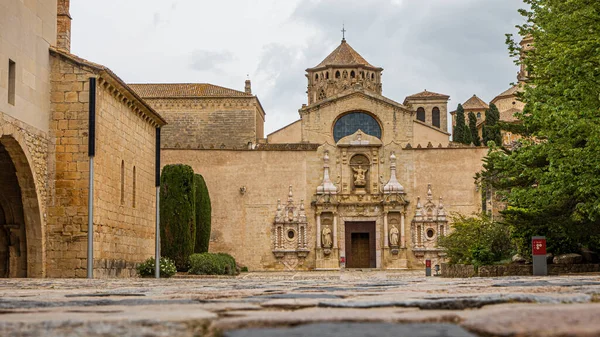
132, 166, 136, 208
8, 60, 16, 105
371, 73, 375, 80
416, 107, 426, 122
432, 107, 441, 128
335, 71, 340, 79
326, 72, 329, 79
477, 112, 481, 119
120, 160, 125, 206
315, 74, 319, 81
350, 70, 355, 78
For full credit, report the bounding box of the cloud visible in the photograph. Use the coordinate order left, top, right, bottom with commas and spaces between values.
190, 50, 235, 72
251, 0, 524, 132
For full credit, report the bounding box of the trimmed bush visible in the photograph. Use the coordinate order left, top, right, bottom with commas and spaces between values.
194, 174, 212, 254
137, 257, 177, 278
160, 164, 196, 271
188, 253, 238, 275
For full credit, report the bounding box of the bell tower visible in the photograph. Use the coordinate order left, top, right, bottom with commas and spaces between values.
306, 34, 383, 105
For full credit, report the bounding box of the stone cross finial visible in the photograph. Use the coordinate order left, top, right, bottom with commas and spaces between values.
341, 24, 346, 41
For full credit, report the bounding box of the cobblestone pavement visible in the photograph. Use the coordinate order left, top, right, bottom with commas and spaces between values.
1, 271, 600, 336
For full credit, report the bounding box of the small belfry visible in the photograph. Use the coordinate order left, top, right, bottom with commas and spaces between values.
305, 28, 383, 105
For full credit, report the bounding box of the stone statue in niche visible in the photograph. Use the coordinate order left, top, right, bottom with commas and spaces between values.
322, 226, 332, 248
389, 225, 399, 247
352, 165, 368, 187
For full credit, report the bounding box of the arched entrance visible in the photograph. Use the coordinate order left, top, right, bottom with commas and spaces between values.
0, 134, 43, 277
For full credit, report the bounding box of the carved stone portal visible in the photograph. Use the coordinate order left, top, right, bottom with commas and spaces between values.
273, 186, 310, 263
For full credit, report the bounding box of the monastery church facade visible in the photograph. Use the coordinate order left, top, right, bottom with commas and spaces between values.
1, 0, 524, 277
153, 39, 489, 270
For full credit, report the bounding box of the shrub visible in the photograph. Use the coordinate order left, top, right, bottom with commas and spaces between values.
194, 174, 212, 254
137, 257, 177, 278
439, 213, 514, 268
188, 253, 238, 275
160, 164, 196, 271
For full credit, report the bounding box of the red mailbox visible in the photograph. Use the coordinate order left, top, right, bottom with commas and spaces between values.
532, 238, 546, 256
425, 259, 431, 268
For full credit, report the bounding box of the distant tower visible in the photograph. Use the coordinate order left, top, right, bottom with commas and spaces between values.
305, 31, 383, 105
245, 77, 252, 94
517, 35, 534, 82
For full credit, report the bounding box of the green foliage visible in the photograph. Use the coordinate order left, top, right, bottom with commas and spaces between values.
194, 174, 212, 254
479, 0, 600, 255
482, 103, 502, 146
453, 104, 472, 144
136, 257, 177, 278
160, 164, 196, 271
468, 112, 481, 146
188, 253, 239, 275
438, 214, 514, 267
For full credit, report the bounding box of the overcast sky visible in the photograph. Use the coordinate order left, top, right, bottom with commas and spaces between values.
71, 0, 525, 134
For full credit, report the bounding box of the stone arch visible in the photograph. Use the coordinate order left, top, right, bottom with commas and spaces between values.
0, 129, 44, 277
432, 107, 441, 128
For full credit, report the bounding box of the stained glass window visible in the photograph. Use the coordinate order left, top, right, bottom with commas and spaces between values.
333, 112, 382, 143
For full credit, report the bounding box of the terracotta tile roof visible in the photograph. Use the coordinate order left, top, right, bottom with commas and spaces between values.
491, 84, 524, 103
462, 95, 489, 110
405, 90, 450, 99
312, 40, 379, 69
128, 83, 252, 98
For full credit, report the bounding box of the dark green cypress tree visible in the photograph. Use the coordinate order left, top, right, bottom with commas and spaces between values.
160, 164, 196, 271
483, 103, 502, 146
468, 112, 481, 146
453, 104, 467, 144
194, 174, 212, 254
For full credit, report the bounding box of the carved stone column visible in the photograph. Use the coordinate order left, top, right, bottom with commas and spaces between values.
400, 211, 406, 248
333, 212, 338, 249
316, 212, 322, 248
383, 211, 389, 248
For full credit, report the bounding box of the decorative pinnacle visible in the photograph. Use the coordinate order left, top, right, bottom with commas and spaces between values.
288, 185, 293, 202
341, 24, 346, 42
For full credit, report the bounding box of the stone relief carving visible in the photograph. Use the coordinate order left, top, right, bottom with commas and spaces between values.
352, 166, 368, 187
411, 184, 448, 251
272, 186, 309, 263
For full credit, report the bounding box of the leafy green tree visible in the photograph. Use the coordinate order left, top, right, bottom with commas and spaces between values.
438, 214, 514, 267
194, 174, 212, 254
478, 0, 600, 255
482, 103, 502, 146
453, 104, 471, 144
468, 112, 481, 146
160, 164, 196, 270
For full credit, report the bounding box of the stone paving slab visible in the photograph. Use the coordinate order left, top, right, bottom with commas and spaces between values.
224, 322, 478, 337
0, 272, 599, 336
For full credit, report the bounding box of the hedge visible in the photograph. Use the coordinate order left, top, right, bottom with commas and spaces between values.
160, 164, 196, 271
194, 174, 211, 254
188, 253, 238, 275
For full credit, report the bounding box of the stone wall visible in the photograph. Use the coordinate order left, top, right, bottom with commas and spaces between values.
93, 78, 158, 277
161, 148, 320, 270
443, 263, 600, 278
0, 0, 56, 132
47, 52, 161, 277
267, 120, 302, 144
441, 264, 476, 278
143, 97, 261, 149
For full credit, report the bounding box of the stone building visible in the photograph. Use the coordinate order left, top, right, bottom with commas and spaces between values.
0, 0, 166, 278
159, 37, 487, 271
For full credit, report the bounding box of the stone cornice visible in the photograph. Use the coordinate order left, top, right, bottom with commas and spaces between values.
50, 47, 167, 128
299, 89, 412, 115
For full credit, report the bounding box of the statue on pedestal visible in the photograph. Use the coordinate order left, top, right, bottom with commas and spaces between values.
389, 225, 399, 247
322, 226, 332, 248
352, 165, 367, 187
